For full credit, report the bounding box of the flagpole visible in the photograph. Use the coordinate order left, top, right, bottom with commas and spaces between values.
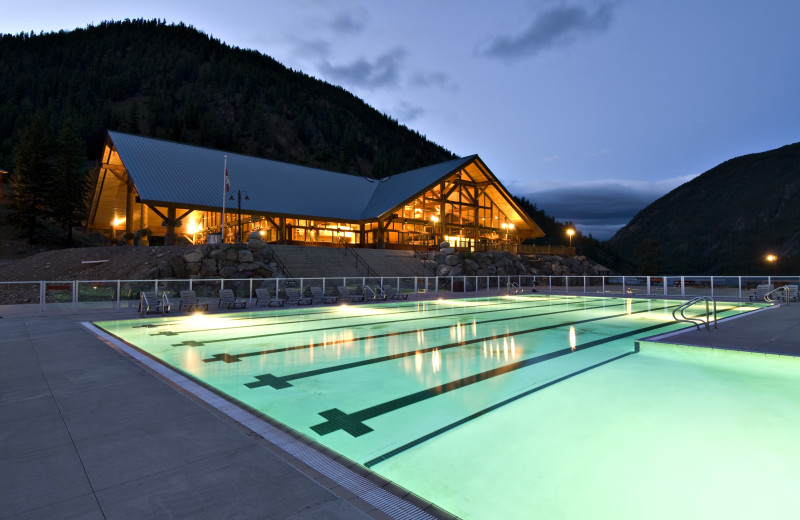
221, 155, 227, 243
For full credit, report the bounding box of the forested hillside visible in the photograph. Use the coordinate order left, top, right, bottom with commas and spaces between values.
0, 19, 454, 176
610, 142, 800, 274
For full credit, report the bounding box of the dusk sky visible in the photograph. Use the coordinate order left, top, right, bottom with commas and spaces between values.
3, 1, 799, 238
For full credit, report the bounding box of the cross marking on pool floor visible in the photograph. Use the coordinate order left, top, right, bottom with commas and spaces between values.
206, 298, 608, 362
310, 320, 676, 437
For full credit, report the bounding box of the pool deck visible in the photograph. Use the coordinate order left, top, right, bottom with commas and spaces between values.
2, 292, 797, 519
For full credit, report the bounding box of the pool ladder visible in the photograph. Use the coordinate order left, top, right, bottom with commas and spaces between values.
507, 281, 522, 294
764, 286, 791, 306
672, 296, 717, 331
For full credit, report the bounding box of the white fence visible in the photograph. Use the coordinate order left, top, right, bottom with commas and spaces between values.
1, 274, 796, 316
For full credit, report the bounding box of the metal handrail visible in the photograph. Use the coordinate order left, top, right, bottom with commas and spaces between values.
507, 281, 521, 294
265, 244, 294, 280
764, 286, 791, 306
339, 237, 380, 278
672, 296, 717, 331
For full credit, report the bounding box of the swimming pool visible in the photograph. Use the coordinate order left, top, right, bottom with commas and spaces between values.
93, 295, 800, 519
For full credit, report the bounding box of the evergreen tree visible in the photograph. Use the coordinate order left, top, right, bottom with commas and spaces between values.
9, 113, 54, 242
53, 121, 90, 243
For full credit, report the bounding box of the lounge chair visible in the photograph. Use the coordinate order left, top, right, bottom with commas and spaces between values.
749, 283, 774, 301
338, 286, 365, 302
255, 287, 285, 307
310, 286, 339, 304
284, 287, 312, 305
139, 291, 170, 315
218, 288, 247, 309
382, 285, 408, 300
787, 285, 799, 302
179, 290, 208, 312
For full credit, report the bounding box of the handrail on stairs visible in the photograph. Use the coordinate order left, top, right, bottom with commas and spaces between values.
672, 296, 717, 331
264, 244, 294, 280
339, 238, 380, 279
764, 286, 791, 306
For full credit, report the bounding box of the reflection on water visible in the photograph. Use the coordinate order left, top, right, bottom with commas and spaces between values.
569, 326, 577, 351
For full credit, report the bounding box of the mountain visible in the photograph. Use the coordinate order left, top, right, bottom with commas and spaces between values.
0, 19, 454, 177
609, 142, 800, 275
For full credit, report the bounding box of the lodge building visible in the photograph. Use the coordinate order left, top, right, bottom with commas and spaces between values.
87, 131, 545, 249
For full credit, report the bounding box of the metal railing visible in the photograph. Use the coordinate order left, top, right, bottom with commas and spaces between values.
672, 296, 717, 331
1, 274, 794, 316
339, 238, 380, 278
764, 286, 791, 306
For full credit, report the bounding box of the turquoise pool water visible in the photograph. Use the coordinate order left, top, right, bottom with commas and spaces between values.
94, 295, 800, 519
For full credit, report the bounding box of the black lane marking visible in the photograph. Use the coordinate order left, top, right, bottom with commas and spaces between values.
364, 349, 638, 467
155, 296, 555, 338
198, 297, 593, 358
309, 318, 676, 437
170, 297, 563, 345
245, 302, 666, 389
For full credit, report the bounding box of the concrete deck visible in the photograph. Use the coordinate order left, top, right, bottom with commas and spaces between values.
2, 293, 797, 519
648, 301, 800, 356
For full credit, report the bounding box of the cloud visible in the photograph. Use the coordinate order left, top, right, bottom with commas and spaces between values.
482, 2, 616, 61
410, 71, 457, 91
318, 48, 407, 89
329, 10, 369, 36
395, 101, 425, 123
521, 176, 695, 239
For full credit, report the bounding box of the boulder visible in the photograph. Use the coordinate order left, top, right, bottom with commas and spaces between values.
439, 241, 450, 249
183, 250, 204, 263
238, 249, 254, 263
247, 238, 267, 250
219, 265, 239, 278
157, 261, 174, 278
225, 248, 239, 261
436, 264, 452, 276
444, 254, 460, 266
200, 259, 218, 276
185, 262, 202, 275
169, 257, 188, 278
440, 247, 456, 256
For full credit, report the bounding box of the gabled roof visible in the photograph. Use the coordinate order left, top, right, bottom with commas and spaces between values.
105, 131, 538, 233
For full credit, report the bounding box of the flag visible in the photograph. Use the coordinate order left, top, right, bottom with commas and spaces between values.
225, 168, 230, 192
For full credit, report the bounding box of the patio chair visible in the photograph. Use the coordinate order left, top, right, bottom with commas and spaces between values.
382, 285, 408, 300
284, 287, 312, 305
218, 288, 247, 309
255, 287, 285, 307
337, 286, 365, 302
139, 291, 170, 315
749, 284, 774, 301
179, 290, 208, 312
310, 286, 339, 304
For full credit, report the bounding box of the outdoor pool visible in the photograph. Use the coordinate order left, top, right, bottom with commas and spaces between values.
92, 295, 800, 519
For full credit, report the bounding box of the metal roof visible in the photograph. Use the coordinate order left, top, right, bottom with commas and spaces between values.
106, 132, 532, 229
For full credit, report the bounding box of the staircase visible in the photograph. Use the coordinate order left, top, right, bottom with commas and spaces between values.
266, 245, 434, 278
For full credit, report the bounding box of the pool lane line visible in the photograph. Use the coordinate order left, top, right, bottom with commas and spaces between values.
151, 296, 571, 337
309, 319, 677, 438
244, 302, 667, 389
363, 348, 638, 468
158, 296, 568, 340
209, 298, 643, 364
176, 296, 587, 349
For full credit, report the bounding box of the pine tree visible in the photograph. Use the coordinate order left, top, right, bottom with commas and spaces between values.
9, 113, 54, 242
53, 121, 90, 243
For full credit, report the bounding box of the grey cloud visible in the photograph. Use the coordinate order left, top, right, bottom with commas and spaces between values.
329, 11, 368, 36
318, 48, 407, 89
483, 2, 616, 61
411, 71, 457, 91
292, 39, 331, 60
395, 102, 425, 123
525, 182, 661, 240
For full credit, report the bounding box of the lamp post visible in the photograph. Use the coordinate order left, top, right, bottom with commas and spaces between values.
766, 254, 778, 276
229, 190, 249, 243
431, 215, 440, 245
502, 222, 514, 248
567, 228, 575, 247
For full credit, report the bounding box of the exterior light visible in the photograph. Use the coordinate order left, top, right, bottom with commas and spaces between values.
567, 228, 575, 247
766, 254, 777, 263
431, 215, 439, 223
112, 217, 125, 227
